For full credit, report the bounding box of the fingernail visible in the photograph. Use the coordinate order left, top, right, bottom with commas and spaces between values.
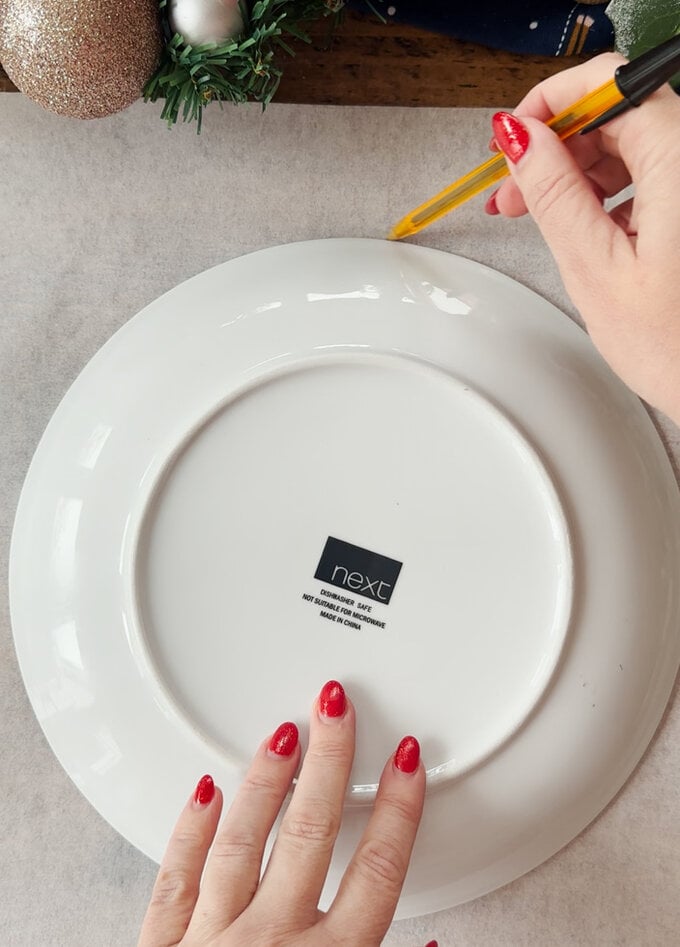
488, 136, 499, 152
268, 721, 299, 757
194, 774, 215, 806
425, 941, 439, 947
394, 735, 420, 774
319, 679, 346, 718
492, 111, 530, 164
484, 189, 500, 215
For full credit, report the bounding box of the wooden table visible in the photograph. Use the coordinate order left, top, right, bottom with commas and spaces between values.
0, 11, 587, 107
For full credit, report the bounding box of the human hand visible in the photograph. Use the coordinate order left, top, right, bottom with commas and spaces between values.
138, 681, 432, 947
486, 54, 680, 424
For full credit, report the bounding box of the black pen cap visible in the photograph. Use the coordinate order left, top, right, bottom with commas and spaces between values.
616, 33, 680, 106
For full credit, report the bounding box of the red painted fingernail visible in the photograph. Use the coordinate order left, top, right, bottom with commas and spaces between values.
425, 941, 439, 947
319, 680, 346, 718
194, 774, 215, 806
488, 135, 499, 152
394, 735, 420, 774
484, 189, 500, 215
268, 721, 299, 757
492, 111, 530, 164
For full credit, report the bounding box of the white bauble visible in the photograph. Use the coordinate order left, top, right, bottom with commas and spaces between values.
168, 0, 245, 46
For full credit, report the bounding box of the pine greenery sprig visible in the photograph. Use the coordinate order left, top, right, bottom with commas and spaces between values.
144, 0, 349, 131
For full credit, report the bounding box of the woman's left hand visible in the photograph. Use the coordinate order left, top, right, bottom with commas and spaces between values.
138, 679, 428, 946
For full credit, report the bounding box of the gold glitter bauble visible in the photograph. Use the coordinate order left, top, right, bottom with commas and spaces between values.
0, 0, 162, 119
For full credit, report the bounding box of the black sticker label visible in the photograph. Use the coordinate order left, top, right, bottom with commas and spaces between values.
314, 536, 402, 605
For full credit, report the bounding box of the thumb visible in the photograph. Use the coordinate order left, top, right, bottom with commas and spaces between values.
491, 111, 628, 291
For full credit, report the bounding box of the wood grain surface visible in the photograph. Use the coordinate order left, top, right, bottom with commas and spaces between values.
0, 11, 587, 106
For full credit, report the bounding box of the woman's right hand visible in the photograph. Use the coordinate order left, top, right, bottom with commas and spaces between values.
488, 54, 680, 424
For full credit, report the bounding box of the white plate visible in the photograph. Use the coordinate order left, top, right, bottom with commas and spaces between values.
10, 238, 680, 917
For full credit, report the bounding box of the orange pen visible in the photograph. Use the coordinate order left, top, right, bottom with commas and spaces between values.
388, 34, 680, 241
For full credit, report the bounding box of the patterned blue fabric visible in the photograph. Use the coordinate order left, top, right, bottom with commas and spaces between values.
350, 2, 614, 55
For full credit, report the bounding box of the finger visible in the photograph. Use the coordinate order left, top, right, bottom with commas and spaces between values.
138, 775, 222, 947
492, 152, 631, 219
616, 91, 680, 257
491, 111, 633, 293
583, 153, 632, 201
493, 117, 607, 173
513, 50, 680, 197
513, 52, 627, 122
608, 196, 636, 235
487, 53, 635, 223
323, 736, 426, 945
253, 680, 355, 925
187, 722, 300, 938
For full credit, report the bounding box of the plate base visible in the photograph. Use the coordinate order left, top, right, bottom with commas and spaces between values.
134, 355, 572, 793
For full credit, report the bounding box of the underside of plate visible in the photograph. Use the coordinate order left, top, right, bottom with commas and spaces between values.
10, 239, 680, 917
133, 355, 572, 794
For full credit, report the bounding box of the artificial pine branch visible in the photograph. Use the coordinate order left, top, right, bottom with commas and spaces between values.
144, 0, 357, 131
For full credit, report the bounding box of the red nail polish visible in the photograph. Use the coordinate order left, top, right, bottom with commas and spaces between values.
268, 721, 299, 757
484, 190, 499, 215
492, 111, 530, 164
394, 735, 420, 774
319, 680, 346, 718
194, 774, 215, 806
425, 941, 439, 947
